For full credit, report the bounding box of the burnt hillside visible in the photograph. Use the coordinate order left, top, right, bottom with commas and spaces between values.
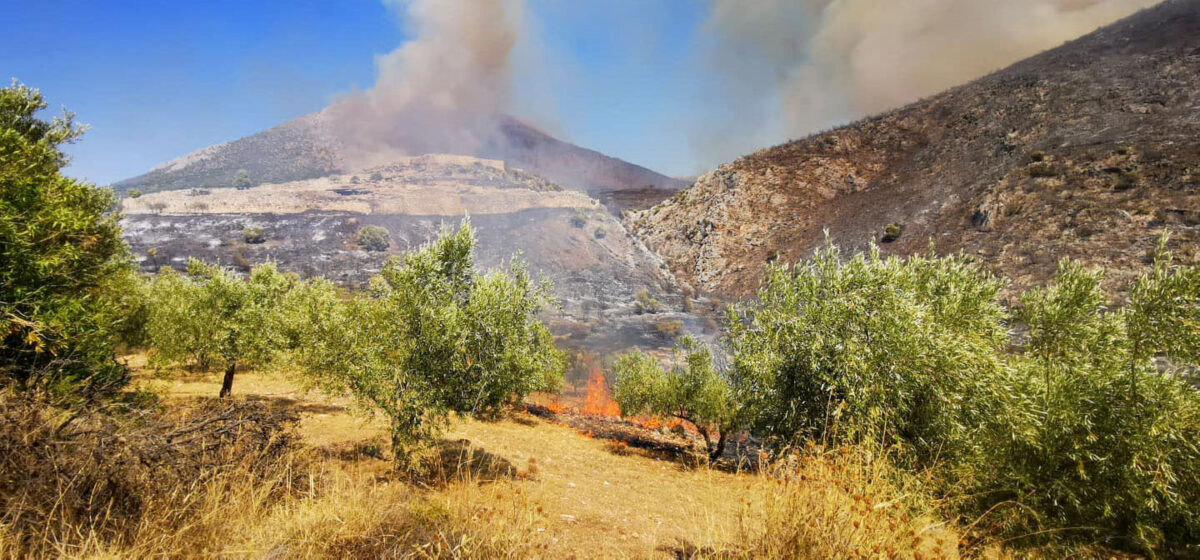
633, 0, 1200, 297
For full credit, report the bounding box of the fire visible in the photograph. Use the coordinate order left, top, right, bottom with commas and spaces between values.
582, 367, 620, 417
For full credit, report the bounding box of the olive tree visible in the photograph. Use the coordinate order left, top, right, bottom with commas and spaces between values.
727, 241, 1008, 463
1, 80, 137, 396
297, 222, 565, 469
970, 244, 1200, 551
612, 336, 740, 461
146, 260, 296, 397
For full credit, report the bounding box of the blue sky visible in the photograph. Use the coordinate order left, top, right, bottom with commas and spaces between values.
1, 0, 731, 185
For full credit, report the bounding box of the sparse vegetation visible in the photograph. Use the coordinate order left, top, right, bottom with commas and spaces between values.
1029, 162, 1059, 177
369, 171, 383, 181
634, 288, 661, 314
242, 225, 265, 244
881, 222, 902, 242
653, 319, 684, 339
355, 225, 390, 252
569, 209, 587, 228
593, 226, 606, 239
127, 188, 142, 198
233, 169, 253, 190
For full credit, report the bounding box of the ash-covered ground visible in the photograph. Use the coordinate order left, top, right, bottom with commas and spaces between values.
122, 207, 716, 353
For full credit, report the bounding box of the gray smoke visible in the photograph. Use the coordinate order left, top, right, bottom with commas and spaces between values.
700, 0, 1158, 164
327, 0, 524, 169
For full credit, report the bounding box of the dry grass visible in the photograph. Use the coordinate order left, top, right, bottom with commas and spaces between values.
0, 360, 964, 558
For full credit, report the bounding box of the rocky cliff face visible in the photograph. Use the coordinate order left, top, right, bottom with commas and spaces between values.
632, 0, 1200, 297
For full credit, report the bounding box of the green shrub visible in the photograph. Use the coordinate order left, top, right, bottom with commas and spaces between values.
1, 80, 137, 397
356, 225, 391, 252
727, 237, 1200, 553
1030, 151, 1046, 162
881, 222, 902, 243
634, 289, 661, 314
296, 222, 565, 469
569, 210, 586, 228
370, 171, 384, 181
966, 244, 1200, 552
127, 189, 142, 199
233, 169, 253, 190
242, 225, 265, 244
612, 336, 740, 461
728, 241, 1007, 464
593, 226, 606, 239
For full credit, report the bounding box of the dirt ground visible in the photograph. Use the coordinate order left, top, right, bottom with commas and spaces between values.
130, 357, 773, 558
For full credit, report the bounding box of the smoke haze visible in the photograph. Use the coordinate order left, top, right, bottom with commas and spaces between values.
699, 0, 1159, 164
325, 0, 1158, 174
327, 0, 523, 168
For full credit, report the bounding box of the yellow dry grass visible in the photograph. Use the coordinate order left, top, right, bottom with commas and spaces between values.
33, 358, 959, 559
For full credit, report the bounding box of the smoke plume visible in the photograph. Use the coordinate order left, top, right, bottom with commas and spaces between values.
701, 0, 1158, 163
328, 0, 523, 168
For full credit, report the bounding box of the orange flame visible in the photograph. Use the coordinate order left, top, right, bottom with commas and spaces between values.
582, 367, 620, 417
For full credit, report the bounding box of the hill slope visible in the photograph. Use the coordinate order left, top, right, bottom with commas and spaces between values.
633, 0, 1200, 297
113, 112, 686, 203
120, 154, 698, 354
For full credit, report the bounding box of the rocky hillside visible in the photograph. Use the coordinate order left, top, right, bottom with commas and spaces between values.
113, 112, 685, 207
632, 0, 1200, 297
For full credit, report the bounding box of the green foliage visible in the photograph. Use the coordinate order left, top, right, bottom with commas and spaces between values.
233, 169, 253, 190
612, 336, 739, 460
728, 241, 1007, 463
593, 226, 606, 239
127, 189, 142, 199
297, 222, 565, 469
242, 225, 265, 244
145, 260, 298, 397
568, 210, 586, 228
968, 245, 1200, 552
728, 237, 1200, 552
356, 225, 391, 252
1, 80, 135, 396
634, 289, 661, 314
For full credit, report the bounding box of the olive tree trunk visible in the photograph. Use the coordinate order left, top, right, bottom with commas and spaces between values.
219, 360, 236, 398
